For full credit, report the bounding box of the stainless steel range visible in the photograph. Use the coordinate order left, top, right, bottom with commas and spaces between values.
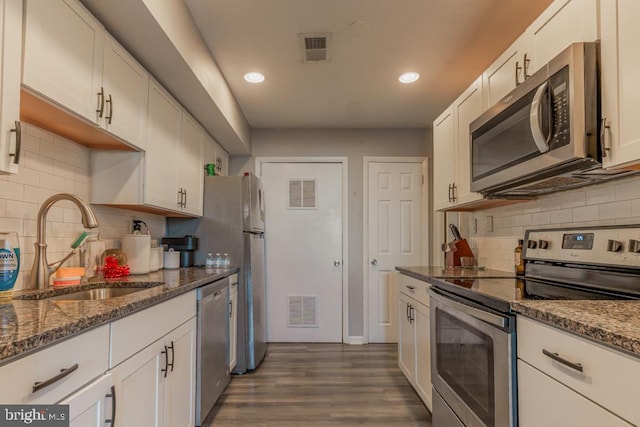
429, 225, 640, 427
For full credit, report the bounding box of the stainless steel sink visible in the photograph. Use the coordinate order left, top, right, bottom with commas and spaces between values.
47, 287, 147, 301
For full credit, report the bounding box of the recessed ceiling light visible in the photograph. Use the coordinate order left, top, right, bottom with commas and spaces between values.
399, 72, 420, 84
244, 72, 265, 83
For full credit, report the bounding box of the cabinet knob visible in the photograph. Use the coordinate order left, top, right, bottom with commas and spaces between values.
538, 240, 549, 250
527, 240, 537, 249
334, 260, 341, 266
629, 239, 640, 254
607, 239, 624, 253
370, 259, 378, 266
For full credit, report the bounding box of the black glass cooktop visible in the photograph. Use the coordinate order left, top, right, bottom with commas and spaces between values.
430, 276, 637, 313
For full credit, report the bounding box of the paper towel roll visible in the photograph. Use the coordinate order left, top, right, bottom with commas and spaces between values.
122, 232, 151, 275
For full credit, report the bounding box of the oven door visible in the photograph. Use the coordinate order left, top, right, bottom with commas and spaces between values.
429, 289, 516, 427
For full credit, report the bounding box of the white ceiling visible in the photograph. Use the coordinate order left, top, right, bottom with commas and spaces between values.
185, 0, 552, 129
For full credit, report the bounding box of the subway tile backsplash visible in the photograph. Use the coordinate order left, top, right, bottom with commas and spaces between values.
0, 124, 166, 291
466, 174, 640, 272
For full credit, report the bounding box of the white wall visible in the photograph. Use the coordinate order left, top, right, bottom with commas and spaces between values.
0, 123, 165, 291
233, 128, 430, 337
463, 175, 640, 272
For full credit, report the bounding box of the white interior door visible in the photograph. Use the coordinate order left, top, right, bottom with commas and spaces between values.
260, 162, 343, 342
368, 161, 424, 343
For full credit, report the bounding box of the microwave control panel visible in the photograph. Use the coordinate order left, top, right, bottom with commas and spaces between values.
549, 65, 570, 149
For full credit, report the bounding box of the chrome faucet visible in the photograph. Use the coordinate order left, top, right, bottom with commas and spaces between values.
28, 193, 99, 290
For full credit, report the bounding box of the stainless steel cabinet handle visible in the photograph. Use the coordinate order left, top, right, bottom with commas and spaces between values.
451, 183, 457, 202
448, 183, 452, 202
105, 94, 113, 125
96, 87, 104, 118
406, 285, 415, 291
161, 345, 169, 377
515, 60, 522, 86
229, 301, 233, 317
9, 121, 21, 164
370, 259, 378, 266
600, 118, 611, 158
183, 189, 187, 207
32, 364, 79, 393
409, 305, 414, 322
105, 385, 116, 425
406, 303, 410, 321
542, 349, 584, 373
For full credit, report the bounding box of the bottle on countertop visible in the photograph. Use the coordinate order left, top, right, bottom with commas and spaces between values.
205, 252, 215, 268
213, 253, 222, 268
514, 239, 525, 276
222, 253, 230, 267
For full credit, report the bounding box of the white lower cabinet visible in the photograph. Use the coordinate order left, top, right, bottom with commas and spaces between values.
397, 273, 431, 410
517, 316, 639, 426
111, 317, 196, 427
58, 373, 115, 427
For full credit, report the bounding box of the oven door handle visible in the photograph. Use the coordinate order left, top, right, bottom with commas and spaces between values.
530, 81, 551, 154
430, 289, 509, 330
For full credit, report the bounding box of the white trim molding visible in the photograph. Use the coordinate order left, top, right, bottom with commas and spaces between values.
347, 336, 365, 345
255, 156, 350, 344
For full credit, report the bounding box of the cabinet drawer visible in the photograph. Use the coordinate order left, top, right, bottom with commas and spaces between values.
397, 274, 430, 307
517, 316, 640, 425
110, 291, 196, 367
0, 324, 110, 404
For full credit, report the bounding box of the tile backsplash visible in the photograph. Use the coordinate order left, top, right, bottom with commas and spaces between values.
0, 123, 165, 290
465, 174, 640, 272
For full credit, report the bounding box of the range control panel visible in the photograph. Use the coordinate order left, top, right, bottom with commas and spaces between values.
524, 226, 640, 268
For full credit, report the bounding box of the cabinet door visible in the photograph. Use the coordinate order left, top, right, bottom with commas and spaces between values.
229, 286, 238, 371
397, 293, 415, 380
112, 338, 164, 427
163, 318, 197, 427
453, 77, 484, 206
483, 33, 531, 108
0, 0, 21, 175
145, 80, 181, 211
413, 301, 432, 411
433, 106, 455, 211
102, 35, 149, 150
179, 112, 204, 216
527, 0, 598, 74
601, 0, 640, 169
216, 145, 229, 176
23, 0, 104, 124
58, 374, 113, 427
518, 360, 632, 427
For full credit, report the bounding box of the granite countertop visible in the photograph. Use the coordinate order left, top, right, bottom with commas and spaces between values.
512, 300, 640, 358
396, 265, 515, 281
0, 267, 238, 365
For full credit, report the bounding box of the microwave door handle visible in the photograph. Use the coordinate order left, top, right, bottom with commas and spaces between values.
530, 81, 551, 153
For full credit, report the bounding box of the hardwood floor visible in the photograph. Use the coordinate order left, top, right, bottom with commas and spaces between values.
203, 343, 433, 426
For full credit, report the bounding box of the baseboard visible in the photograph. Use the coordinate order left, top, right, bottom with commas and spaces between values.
347, 336, 365, 345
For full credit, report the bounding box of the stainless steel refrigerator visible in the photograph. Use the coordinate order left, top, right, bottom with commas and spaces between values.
167, 173, 266, 374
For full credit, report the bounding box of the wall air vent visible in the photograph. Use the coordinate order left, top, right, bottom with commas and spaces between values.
300, 32, 331, 63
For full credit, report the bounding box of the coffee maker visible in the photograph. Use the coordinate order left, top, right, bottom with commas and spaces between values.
162, 235, 199, 267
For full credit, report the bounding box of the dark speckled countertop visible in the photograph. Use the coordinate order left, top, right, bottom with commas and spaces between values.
512, 300, 640, 358
396, 266, 515, 281
0, 267, 238, 365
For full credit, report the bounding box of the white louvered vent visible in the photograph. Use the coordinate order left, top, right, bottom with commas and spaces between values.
288, 179, 316, 209
300, 33, 331, 63
288, 296, 318, 327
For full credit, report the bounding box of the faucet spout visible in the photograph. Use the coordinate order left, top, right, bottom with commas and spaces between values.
28, 193, 99, 290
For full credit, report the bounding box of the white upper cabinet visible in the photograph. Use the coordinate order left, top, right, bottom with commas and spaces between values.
179, 112, 204, 216
101, 35, 149, 150
600, 0, 640, 169
433, 77, 484, 211
23, 0, 104, 124
483, 33, 531, 108
145, 80, 182, 211
23, 0, 149, 150
433, 106, 455, 211
483, 0, 598, 110
0, 0, 22, 175
203, 133, 229, 177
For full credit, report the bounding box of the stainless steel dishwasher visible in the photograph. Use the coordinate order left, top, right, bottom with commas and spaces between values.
196, 277, 230, 426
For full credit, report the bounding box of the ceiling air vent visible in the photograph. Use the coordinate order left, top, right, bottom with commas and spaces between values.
300, 33, 331, 63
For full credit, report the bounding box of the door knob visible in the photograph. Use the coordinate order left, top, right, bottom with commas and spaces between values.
334, 260, 341, 266
370, 259, 378, 266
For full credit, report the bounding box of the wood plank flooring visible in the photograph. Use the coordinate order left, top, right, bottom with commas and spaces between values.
203, 343, 432, 426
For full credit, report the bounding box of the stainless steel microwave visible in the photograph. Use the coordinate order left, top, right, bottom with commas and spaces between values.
470, 42, 633, 197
